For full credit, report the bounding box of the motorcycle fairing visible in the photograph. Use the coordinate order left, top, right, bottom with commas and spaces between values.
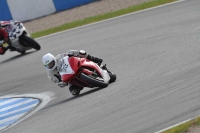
10, 38, 32, 51
9, 23, 27, 39
79, 58, 102, 77
60, 56, 75, 82
101, 69, 110, 83
60, 56, 104, 84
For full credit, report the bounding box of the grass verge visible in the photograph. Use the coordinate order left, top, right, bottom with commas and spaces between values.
31, 0, 177, 38
161, 117, 200, 133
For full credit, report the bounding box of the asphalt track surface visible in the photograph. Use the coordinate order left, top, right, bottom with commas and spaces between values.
0, 0, 200, 132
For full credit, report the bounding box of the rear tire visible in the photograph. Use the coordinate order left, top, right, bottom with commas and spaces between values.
19, 35, 41, 50
79, 73, 108, 88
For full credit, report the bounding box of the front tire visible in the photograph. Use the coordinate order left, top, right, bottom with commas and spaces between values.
19, 35, 41, 50
79, 73, 108, 88
109, 73, 116, 83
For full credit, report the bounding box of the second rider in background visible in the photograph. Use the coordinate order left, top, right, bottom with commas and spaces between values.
0, 20, 18, 55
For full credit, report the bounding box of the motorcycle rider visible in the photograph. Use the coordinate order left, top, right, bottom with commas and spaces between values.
0, 20, 18, 55
42, 50, 103, 95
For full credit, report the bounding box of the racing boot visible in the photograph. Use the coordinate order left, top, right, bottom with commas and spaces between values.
87, 54, 103, 66
69, 84, 83, 96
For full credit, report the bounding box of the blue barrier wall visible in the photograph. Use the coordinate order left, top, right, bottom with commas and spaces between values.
0, 0, 96, 21
53, 0, 96, 12
7, 0, 56, 21
0, 0, 12, 20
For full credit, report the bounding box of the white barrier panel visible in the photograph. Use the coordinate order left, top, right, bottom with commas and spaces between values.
7, 0, 56, 21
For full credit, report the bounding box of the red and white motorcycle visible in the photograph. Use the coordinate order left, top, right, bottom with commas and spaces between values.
60, 56, 116, 95
1, 21, 41, 54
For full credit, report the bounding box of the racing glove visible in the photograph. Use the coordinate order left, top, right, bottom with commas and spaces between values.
78, 50, 88, 58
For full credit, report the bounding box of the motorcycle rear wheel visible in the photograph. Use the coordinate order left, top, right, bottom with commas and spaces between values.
79, 73, 108, 88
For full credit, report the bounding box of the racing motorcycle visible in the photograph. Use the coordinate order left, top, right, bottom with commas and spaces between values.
1, 21, 40, 54
59, 56, 116, 95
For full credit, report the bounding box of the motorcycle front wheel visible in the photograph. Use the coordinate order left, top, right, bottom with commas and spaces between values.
108, 72, 117, 83
19, 35, 41, 50
79, 73, 108, 88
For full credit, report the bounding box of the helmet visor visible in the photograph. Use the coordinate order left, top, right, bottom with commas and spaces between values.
45, 60, 55, 69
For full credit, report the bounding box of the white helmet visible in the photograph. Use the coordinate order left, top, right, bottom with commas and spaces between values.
42, 53, 57, 71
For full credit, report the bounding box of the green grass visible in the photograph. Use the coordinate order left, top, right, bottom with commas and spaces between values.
31, 0, 177, 38
161, 117, 200, 133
